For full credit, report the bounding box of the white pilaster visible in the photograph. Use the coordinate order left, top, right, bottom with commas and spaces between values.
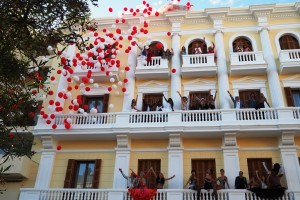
34, 136, 56, 189
168, 134, 183, 189
112, 135, 131, 189
257, 17, 284, 108
122, 39, 137, 111
222, 133, 240, 189
171, 30, 182, 111
279, 132, 300, 190
214, 21, 230, 109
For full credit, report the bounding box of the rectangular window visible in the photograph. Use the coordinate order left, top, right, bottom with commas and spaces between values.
74, 161, 95, 188
292, 89, 300, 107
189, 91, 209, 110
64, 159, 101, 189
238, 90, 260, 108
191, 159, 216, 188
142, 93, 163, 111
138, 159, 161, 189
82, 94, 109, 113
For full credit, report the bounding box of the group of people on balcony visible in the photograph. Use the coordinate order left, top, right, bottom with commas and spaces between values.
180, 38, 215, 56
233, 41, 253, 52
130, 90, 271, 113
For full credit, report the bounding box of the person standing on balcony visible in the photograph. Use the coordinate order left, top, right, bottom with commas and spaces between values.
256, 93, 271, 109
119, 168, 138, 189
163, 94, 174, 111
227, 91, 244, 109
248, 92, 257, 109
235, 171, 248, 189
165, 48, 174, 60
177, 91, 189, 110
193, 43, 203, 54
208, 90, 217, 110
146, 48, 154, 66
256, 170, 268, 189
185, 170, 198, 190
131, 95, 141, 112
150, 167, 175, 189
207, 42, 215, 54
181, 46, 187, 55
216, 169, 230, 189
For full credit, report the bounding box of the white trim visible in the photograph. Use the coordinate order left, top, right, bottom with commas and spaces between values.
183, 78, 217, 93
231, 76, 266, 90
84, 84, 110, 96
228, 33, 258, 52
55, 149, 116, 153
184, 148, 222, 152
131, 148, 167, 152
282, 74, 300, 88
275, 30, 300, 55
239, 147, 279, 151
184, 36, 212, 55
144, 39, 168, 50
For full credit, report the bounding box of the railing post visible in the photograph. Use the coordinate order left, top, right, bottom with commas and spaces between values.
228, 189, 246, 200
167, 112, 182, 125
167, 189, 183, 200
114, 113, 130, 127
221, 110, 237, 125
108, 191, 125, 200
19, 190, 40, 200
277, 108, 296, 123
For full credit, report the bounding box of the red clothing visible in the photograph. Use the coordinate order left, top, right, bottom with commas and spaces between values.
128, 188, 157, 200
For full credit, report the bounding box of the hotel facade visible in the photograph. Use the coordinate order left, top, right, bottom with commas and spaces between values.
3, 2, 300, 200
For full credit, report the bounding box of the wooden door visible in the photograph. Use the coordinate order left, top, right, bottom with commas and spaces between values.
238, 90, 260, 108
138, 159, 161, 189
247, 158, 272, 181
191, 159, 216, 189
143, 93, 163, 111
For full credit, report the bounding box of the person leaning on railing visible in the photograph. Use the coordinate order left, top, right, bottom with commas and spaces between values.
227, 90, 244, 109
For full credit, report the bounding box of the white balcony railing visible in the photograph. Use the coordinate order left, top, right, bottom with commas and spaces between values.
279, 49, 300, 63
279, 49, 300, 74
136, 56, 169, 69
230, 51, 266, 65
74, 60, 119, 73
35, 108, 300, 131
19, 188, 300, 200
182, 54, 215, 67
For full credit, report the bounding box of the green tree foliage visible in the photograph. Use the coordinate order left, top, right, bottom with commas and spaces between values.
0, 0, 97, 168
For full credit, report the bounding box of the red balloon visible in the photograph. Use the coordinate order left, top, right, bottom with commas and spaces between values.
156, 43, 163, 49
124, 78, 128, 83
109, 7, 113, 12
8, 132, 14, 138
52, 124, 57, 129
46, 120, 51, 124
108, 87, 112, 92
125, 66, 130, 71
122, 87, 126, 92
65, 123, 71, 129
167, 32, 171, 36
56, 145, 62, 150
172, 68, 176, 73
28, 112, 35, 118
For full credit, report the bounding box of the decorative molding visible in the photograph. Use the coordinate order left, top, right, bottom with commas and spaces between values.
169, 134, 182, 148
281, 131, 295, 146
131, 149, 167, 152
183, 78, 217, 93
282, 74, 300, 88
41, 136, 56, 150
239, 147, 279, 151
271, 13, 300, 19
231, 76, 266, 89
223, 133, 237, 147
184, 148, 222, 152
116, 135, 130, 149
225, 16, 255, 21
167, 16, 185, 24
137, 80, 168, 93
84, 84, 110, 96
183, 18, 210, 24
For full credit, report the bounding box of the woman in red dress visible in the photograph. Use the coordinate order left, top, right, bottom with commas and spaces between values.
128, 169, 157, 200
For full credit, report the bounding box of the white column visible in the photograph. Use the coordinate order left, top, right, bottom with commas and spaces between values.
222, 133, 240, 189
122, 39, 137, 111
258, 19, 284, 107
34, 151, 56, 188
168, 134, 183, 189
34, 136, 56, 188
112, 135, 131, 189
279, 132, 300, 190
215, 29, 230, 109
171, 24, 182, 111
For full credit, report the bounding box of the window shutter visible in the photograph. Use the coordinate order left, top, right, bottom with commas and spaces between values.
284, 87, 295, 107
92, 159, 101, 188
64, 159, 77, 188
102, 94, 109, 113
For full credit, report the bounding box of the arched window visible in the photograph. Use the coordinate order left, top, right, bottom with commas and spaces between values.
188, 39, 207, 54
279, 35, 300, 50
149, 42, 164, 57
232, 38, 253, 52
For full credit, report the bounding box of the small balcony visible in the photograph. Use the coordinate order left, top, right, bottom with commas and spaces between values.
181, 54, 217, 77
135, 56, 170, 80
1, 156, 37, 181
279, 49, 300, 74
73, 61, 119, 82
230, 52, 267, 76
19, 188, 299, 200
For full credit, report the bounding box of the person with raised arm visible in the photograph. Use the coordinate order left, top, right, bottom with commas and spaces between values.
150, 167, 175, 189
177, 91, 189, 110
227, 90, 244, 109
119, 168, 138, 189
131, 95, 141, 112
207, 89, 217, 110
163, 94, 174, 111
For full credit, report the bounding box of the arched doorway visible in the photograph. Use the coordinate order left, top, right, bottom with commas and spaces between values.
279, 35, 300, 50
232, 37, 253, 52
149, 41, 164, 57
188, 39, 207, 54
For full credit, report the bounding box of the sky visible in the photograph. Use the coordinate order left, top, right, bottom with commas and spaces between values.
89, 0, 298, 19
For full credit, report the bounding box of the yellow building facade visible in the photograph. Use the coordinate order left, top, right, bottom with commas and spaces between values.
7, 2, 300, 200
